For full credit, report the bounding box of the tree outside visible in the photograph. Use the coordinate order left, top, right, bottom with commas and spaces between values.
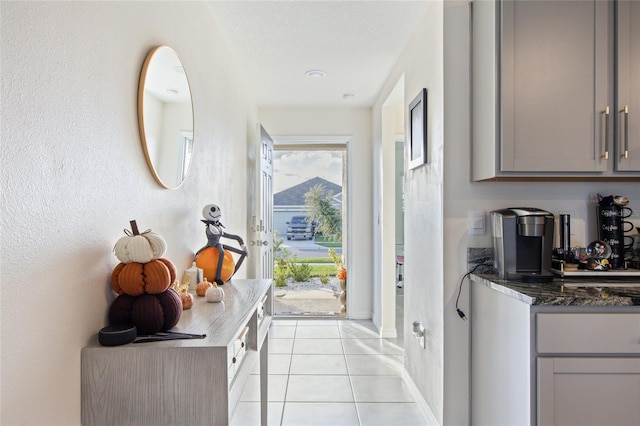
304, 184, 342, 241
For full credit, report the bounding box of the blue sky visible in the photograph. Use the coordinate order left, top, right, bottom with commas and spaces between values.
274, 150, 343, 193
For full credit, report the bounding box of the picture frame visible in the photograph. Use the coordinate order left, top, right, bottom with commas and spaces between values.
408, 88, 428, 170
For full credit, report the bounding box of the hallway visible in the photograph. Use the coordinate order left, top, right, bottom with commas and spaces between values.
231, 318, 429, 426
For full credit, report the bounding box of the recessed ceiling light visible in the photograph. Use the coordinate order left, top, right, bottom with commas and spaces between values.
305, 69, 327, 78
342, 93, 355, 100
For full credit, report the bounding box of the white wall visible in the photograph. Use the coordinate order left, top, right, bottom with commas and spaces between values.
0, 2, 257, 424
259, 108, 373, 319
373, 1, 445, 421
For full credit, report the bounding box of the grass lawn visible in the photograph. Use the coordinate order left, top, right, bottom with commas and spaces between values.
313, 236, 342, 248
310, 264, 337, 276
300, 257, 333, 263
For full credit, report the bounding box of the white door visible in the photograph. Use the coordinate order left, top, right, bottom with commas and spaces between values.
253, 125, 274, 279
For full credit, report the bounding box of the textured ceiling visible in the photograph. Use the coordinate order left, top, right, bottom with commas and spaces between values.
207, 1, 429, 107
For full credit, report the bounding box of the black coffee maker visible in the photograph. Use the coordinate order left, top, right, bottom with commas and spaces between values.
491, 208, 555, 283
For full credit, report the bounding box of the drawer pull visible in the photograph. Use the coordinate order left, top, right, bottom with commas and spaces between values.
237, 326, 249, 342
232, 357, 237, 364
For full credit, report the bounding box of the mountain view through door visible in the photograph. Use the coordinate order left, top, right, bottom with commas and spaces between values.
272, 147, 346, 317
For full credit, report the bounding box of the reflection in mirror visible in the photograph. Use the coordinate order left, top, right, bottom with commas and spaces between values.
138, 46, 194, 189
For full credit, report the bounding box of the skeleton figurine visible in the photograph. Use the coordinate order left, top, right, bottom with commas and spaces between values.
195, 204, 248, 285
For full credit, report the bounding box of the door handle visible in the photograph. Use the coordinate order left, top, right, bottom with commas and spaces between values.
249, 240, 269, 247
620, 105, 629, 159
602, 106, 610, 160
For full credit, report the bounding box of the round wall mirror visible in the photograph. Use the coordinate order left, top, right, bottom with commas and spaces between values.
137, 46, 194, 189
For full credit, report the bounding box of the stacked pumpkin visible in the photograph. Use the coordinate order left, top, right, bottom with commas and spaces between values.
108, 221, 182, 335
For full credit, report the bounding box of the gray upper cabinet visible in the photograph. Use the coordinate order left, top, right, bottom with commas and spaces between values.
616, 0, 640, 171
472, 0, 640, 181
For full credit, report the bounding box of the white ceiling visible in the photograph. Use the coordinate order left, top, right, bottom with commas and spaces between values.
206, 1, 430, 108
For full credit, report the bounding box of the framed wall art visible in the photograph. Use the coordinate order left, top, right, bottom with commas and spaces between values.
408, 88, 428, 170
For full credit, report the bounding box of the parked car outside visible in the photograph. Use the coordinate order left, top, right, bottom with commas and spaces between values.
286, 216, 317, 240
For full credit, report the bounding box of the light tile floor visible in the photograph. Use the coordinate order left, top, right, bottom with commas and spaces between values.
231, 318, 429, 426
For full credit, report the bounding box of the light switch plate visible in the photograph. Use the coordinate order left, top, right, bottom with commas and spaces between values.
468, 210, 486, 235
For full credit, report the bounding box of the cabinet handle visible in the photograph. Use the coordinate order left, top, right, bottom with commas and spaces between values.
620, 105, 629, 159
602, 106, 610, 160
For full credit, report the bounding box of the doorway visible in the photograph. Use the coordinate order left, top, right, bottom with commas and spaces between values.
271, 142, 348, 317
376, 75, 405, 340
394, 138, 405, 342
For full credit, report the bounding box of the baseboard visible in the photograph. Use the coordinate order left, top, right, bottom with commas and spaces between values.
347, 310, 371, 320
379, 327, 397, 338
401, 368, 440, 425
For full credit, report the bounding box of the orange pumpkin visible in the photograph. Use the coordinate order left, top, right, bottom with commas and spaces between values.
195, 248, 236, 283
196, 278, 213, 297
111, 258, 176, 296
180, 292, 194, 309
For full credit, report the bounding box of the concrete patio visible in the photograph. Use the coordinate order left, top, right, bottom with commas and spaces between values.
273, 278, 344, 317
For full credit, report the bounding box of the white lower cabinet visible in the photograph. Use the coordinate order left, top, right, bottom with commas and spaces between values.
470, 280, 640, 426
536, 313, 640, 426
537, 357, 640, 426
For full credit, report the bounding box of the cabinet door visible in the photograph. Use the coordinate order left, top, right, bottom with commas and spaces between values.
501, 0, 611, 172
616, 0, 640, 171
538, 357, 640, 426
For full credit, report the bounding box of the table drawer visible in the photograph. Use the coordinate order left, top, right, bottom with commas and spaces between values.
537, 313, 640, 354
258, 294, 268, 323
227, 325, 249, 387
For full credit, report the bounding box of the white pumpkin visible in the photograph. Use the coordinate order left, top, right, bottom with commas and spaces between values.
113, 220, 167, 263
205, 284, 224, 303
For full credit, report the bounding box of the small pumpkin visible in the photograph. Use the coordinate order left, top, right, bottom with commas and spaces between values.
108, 288, 182, 335
205, 283, 224, 303
180, 291, 194, 310
111, 258, 176, 296
113, 220, 167, 263
195, 247, 235, 283
196, 278, 213, 297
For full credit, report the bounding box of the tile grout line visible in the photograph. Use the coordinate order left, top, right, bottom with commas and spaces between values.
339, 323, 363, 426
278, 321, 297, 425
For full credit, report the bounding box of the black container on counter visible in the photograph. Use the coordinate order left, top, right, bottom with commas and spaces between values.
597, 205, 632, 269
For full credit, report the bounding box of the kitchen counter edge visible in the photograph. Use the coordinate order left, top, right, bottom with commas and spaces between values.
470, 274, 640, 306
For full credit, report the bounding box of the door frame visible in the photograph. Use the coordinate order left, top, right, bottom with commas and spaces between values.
272, 135, 351, 317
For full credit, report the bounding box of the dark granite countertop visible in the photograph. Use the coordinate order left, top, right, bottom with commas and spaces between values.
471, 274, 640, 306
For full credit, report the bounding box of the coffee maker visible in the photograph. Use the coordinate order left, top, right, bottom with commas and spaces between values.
491, 208, 555, 283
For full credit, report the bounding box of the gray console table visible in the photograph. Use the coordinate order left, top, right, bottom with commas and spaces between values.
82, 279, 273, 425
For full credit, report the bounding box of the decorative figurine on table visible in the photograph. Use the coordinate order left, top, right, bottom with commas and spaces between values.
195, 204, 248, 285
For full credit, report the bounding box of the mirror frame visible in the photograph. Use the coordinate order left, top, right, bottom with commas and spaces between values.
137, 45, 194, 189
